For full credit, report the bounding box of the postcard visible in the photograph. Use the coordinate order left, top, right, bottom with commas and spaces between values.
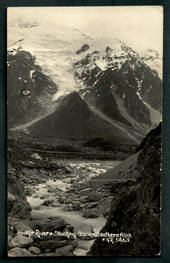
7, 6, 162, 257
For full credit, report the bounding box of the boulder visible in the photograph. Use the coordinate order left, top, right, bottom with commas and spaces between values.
63, 178, 71, 183
31, 153, 42, 160
85, 202, 98, 209
47, 188, 64, 196
39, 240, 69, 251
47, 189, 57, 193
58, 197, 66, 204
30, 218, 50, 231
40, 194, 48, 200
65, 224, 74, 232
86, 193, 102, 202
45, 218, 68, 232
31, 217, 67, 232
32, 194, 39, 198
9, 201, 32, 219
42, 200, 53, 206
28, 246, 41, 255
8, 247, 32, 257
72, 203, 81, 211
73, 248, 87, 256
8, 235, 33, 249
51, 201, 62, 208
55, 245, 74, 256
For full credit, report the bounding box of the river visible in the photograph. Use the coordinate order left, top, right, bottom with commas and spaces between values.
27, 159, 120, 255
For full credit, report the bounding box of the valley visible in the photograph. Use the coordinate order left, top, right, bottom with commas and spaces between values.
7, 12, 162, 257
8, 123, 161, 257
8, 136, 121, 256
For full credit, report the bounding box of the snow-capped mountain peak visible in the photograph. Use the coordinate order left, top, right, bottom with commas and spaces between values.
7, 17, 162, 132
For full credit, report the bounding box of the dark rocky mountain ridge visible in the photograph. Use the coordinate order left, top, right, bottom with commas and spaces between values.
7, 49, 58, 128
7, 43, 162, 154
8, 162, 32, 220
89, 123, 161, 256
74, 42, 162, 130
28, 91, 139, 145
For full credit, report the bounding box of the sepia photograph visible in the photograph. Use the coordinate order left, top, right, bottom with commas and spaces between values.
7, 6, 162, 257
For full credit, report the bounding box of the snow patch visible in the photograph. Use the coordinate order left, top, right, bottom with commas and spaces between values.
136, 92, 161, 125
30, 70, 35, 79
95, 59, 107, 71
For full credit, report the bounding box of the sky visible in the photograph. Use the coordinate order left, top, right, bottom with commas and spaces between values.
8, 6, 163, 53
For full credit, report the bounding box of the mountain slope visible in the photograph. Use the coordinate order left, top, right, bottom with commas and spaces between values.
138, 48, 162, 79
74, 42, 162, 128
28, 92, 139, 145
7, 19, 162, 138
7, 49, 58, 128
8, 18, 89, 99
8, 18, 162, 104
89, 123, 161, 256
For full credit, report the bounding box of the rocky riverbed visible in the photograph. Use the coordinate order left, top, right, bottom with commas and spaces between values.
8, 124, 161, 257
8, 155, 120, 257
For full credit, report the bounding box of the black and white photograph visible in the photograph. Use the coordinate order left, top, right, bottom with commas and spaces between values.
7, 6, 162, 257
